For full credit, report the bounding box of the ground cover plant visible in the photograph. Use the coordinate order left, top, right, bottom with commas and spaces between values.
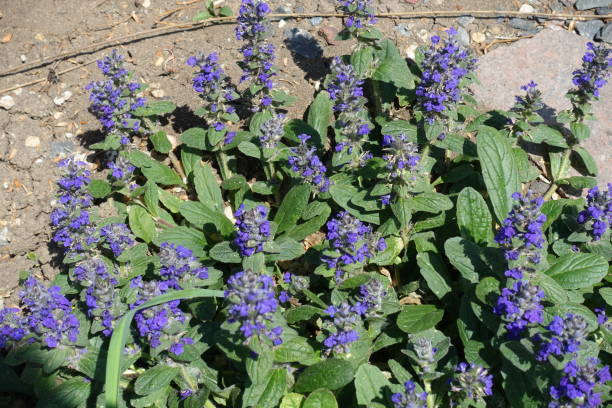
1, 0, 611, 407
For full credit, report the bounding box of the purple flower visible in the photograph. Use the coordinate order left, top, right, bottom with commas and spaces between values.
382, 133, 421, 184
158, 242, 208, 289
450, 362, 493, 402
549, 358, 611, 408
391, 381, 427, 408
78, 259, 121, 336
260, 113, 285, 149
108, 156, 135, 184
577, 184, 612, 241
0, 308, 28, 349
514, 81, 544, 116
570, 42, 612, 103
355, 278, 387, 318
19, 277, 80, 348
535, 314, 589, 361
100, 223, 135, 257
416, 28, 476, 123
323, 212, 386, 282
322, 301, 362, 354
225, 270, 283, 345
494, 279, 544, 338
288, 134, 330, 193
335, 0, 376, 33
234, 204, 271, 257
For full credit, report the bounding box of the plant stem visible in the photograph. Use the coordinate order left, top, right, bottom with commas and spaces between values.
215, 150, 232, 181
543, 148, 572, 201
424, 379, 435, 408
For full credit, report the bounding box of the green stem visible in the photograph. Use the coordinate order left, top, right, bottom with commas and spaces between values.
370, 79, 383, 118
215, 150, 232, 181
424, 380, 435, 408
543, 148, 572, 201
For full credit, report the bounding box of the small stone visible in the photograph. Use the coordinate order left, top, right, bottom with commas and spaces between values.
0, 227, 10, 246
417, 29, 430, 43
309, 17, 323, 26
50, 140, 75, 157
393, 24, 411, 37
520, 4, 535, 12
284, 28, 323, 59
276, 5, 292, 14
575, 19, 605, 39
1, 33, 12, 43
278, 19, 287, 28
53, 90, 72, 106
457, 16, 475, 27
406, 44, 418, 59
0, 95, 15, 110
151, 89, 165, 98
20, 54, 27, 63
135, 0, 151, 7
318, 26, 340, 45
550, 1, 565, 12
471, 31, 487, 43
597, 22, 612, 43
596, 7, 612, 13
456, 26, 470, 47
34, 32, 45, 41
25, 136, 40, 148
53, 111, 64, 120
509, 18, 540, 33
575, 0, 612, 10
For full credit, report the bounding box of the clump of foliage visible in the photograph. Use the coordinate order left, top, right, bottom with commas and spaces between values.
1, 1, 611, 407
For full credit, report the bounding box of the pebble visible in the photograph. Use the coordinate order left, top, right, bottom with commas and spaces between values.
50, 140, 76, 157
53, 90, 72, 106
457, 16, 475, 27
456, 26, 470, 47
283, 28, 323, 59
135, 0, 151, 7
20, 54, 27, 63
276, 5, 292, 14
309, 17, 323, 26
318, 26, 340, 45
0, 227, 9, 246
278, 19, 287, 28
417, 29, 430, 43
151, 89, 165, 98
25, 136, 40, 148
509, 18, 540, 33
596, 7, 612, 13
520, 4, 535, 13
575, 19, 605, 39
575, 0, 612, 10
393, 24, 411, 37
596, 22, 612, 42
471, 31, 487, 43
0, 95, 15, 110
550, 1, 565, 12
406, 44, 418, 60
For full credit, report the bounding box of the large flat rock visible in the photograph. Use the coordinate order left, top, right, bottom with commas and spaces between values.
472, 28, 611, 184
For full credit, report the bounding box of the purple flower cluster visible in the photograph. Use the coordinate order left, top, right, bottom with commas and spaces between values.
514, 81, 544, 117
85, 50, 145, 142
20, 277, 80, 348
411, 337, 437, 373
76, 259, 121, 336
549, 358, 611, 408
0, 308, 28, 349
187, 52, 237, 134
100, 223, 135, 257
327, 57, 371, 156
450, 362, 494, 402
234, 204, 271, 257
495, 191, 547, 279
288, 134, 331, 193
159, 242, 208, 289
577, 184, 612, 241
494, 279, 545, 339
416, 28, 476, 122
391, 381, 427, 408
335, 0, 376, 33
322, 301, 362, 354
355, 278, 387, 318
51, 158, 98, 257
235, 0, 276, 110
382, 133, 421, 184
260, 113, 285, 149
535, 314, 588, 362
130, 277, 193, 354
225, 270, 283, 345
323, 211, 386, 281
571, 42, 612, 103
108, 155, 135, 185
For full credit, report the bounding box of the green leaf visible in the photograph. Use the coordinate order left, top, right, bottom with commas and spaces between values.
407, 192, 453, 214
571, 121, 590, 141
218, 5, 233, 16
286, 202, 331, 241
144, 181, 160, 216
307, 91, 333, 148
397, 304, 444, 333
533, 272, 569, 304
209, 241, 241, 263
193, 10, 212, 21
134, 100, 176, 117
351, 46, 374, 77
45, 378, 92, 408
255, 369, 287, 408
238, 141, 261, 159
134, 365, 181, 396
180, 201, 233, 236
274, 337, 318, 365
281, 393, 306, 408
286, 305, 323, 324
391, 198, 412, 229
302, 389, 338, 408
527, 124, 568, 147
380, 119, 417, 140
150, 131, 172, 154
193, 164, 224, 212
477, 127, 520, 224
156, 226, 207, 258
355, 364, 391, 407
372, 41, 414, 89
513, 147, 540, 183
444, 237, 490, 284
266, 237, 305, 261
558, 176, 597, 190
573, 146, 598, 176
126, 150, 182, 186
294, 359, 355, 393
417, 252, 452, 300
105, 288, 224, 407
545, 253, 608, 289
475, 277, 500, 305
274, 184, 311, 234
456, 187, 492, 245
181, 127, 207, 150
128, 206, 156, 243
89, 179, 112, 199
